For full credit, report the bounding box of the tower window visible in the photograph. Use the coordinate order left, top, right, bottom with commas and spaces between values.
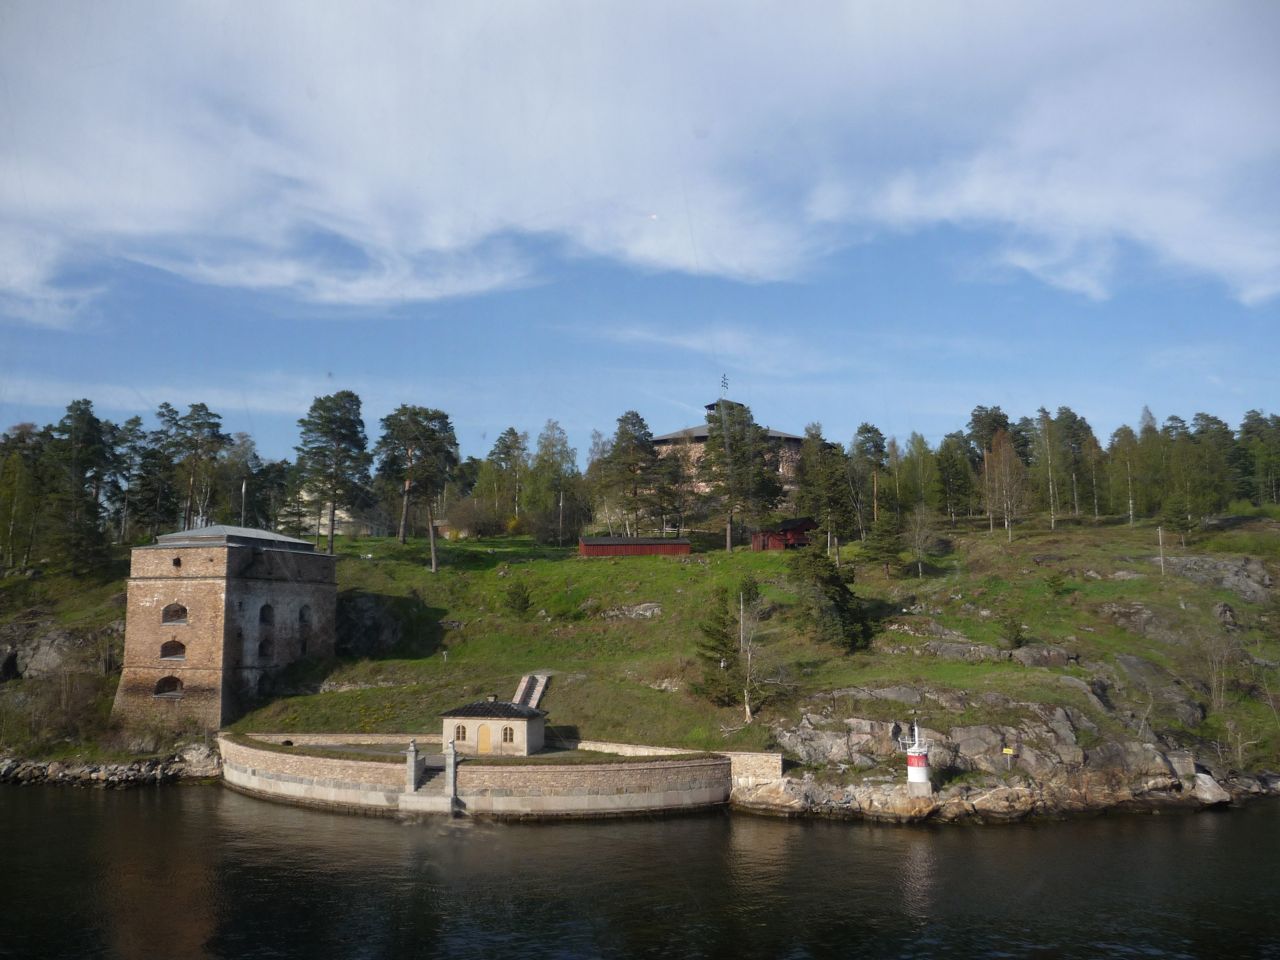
154, 676, 183, 698
160, 640, 186, 660
161, 603, 187, 625
259, 603, 274, 626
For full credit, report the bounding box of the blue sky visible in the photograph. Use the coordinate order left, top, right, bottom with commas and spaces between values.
1, 2, 1277, 463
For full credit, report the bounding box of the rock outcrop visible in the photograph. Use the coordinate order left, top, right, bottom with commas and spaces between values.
1162, 555, 1273, 603
747, 683, 1279, 822
0, 741, 221, 788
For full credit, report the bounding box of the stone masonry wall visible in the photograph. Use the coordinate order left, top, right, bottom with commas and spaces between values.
113, 547, 231, 730
548, 736, 782, 788
218, 737, 401, 789
457, 756, 730, 798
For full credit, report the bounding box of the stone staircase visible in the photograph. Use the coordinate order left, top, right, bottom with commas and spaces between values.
513, 673, 550, 708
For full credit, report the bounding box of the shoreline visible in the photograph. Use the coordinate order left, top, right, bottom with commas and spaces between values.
5, 742, 1279, 826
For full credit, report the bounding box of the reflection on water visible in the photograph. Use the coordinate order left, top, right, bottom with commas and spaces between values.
2, 786, 1278, 959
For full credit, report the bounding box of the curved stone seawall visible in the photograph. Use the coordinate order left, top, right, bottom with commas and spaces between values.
218, 735, 417, 814
456, 756, 731, 818
215, 735, 735, 819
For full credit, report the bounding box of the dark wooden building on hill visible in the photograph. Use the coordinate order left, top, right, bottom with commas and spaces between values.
751, 517, 818, 552
578, 537, 692, 558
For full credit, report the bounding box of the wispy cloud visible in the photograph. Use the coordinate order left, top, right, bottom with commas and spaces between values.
1, 2, 1277, 326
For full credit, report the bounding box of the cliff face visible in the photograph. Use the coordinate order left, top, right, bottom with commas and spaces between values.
732, 678, 1280, 822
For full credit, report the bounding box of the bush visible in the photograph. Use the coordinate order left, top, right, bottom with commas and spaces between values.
504, 580, 532, 616
998, 614, 1026, 649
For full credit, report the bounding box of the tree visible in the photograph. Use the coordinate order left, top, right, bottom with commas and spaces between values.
295, 391, 373, 554
984, 428, 1025, 541
934, 433, 975, 524
375, 405, 458, 570
483, 427, 529, 526
862, 512, 902, 577
156, 402, 229, 530
695, 587, 740, 706
701, 400, 782, 551
787, 545, 868, 650
603, 411, 658, 535
795, 424, 853, 562
524, 420, 589, 546
966, 406, 1010, 467
906, 503, 939, 578
46, 400, 111, 569
852, 423, 887, 524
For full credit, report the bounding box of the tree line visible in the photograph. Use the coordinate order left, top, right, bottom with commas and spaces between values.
2, 392, 1277, 572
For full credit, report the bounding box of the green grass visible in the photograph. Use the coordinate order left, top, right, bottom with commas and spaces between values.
6, 516, 1280, 768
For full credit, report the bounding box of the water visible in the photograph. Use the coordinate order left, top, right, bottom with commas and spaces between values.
2, 786, 1278, 959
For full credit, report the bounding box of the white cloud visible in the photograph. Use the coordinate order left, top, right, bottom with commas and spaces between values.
0, 1, 1277, 324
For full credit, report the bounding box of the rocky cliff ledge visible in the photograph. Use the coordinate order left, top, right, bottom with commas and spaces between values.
730, 690, 1280, 822
0, 742, 220, 788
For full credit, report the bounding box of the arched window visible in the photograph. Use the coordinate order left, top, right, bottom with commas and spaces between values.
159, 640, 186, 660
154, 676, 183, 697
258, 637, 274, 662
454, 724, 467, 742
259, 603, 274, 626
502, 726, 514, 744
161, 603, 187, 625
298, 605, 312, 628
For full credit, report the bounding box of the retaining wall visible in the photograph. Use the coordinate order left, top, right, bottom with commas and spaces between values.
548, 736, 783, 788
456, 756, 731, 818
218, 735, 406, 813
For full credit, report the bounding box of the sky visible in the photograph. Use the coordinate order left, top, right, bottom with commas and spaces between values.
1, 1, 1277, 464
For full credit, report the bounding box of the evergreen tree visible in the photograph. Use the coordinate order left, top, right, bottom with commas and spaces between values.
862, 512, 902, 577
295, 391, 373, 554
786, 545, 868, 650
375, 405, 458, 569
603, 411, 658, 535
934, 432, 975, 523
852, 422, 887, 526
700, 400, 782, 551
695, 586, 741, 706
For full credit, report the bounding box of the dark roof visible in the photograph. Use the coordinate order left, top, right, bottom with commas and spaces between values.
147, 525, 316, 552
440, 700, 546, 720
652, 426, 803, 444
774, 517, 819, 532
579, 537, 691, 546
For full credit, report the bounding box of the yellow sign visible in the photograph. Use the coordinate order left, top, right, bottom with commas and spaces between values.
1001, 747, 1015, 755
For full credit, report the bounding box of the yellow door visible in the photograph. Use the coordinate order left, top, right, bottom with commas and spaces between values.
477, 724, 492, 755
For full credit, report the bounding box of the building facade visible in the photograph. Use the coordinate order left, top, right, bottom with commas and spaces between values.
111, 525, 336, 731
442, 697, 547, 757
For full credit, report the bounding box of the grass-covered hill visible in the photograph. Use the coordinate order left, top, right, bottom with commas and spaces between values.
3, 512, 1278, 773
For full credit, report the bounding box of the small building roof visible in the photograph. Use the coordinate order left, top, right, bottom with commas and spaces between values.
440, 699, 546, 720
146, 525, 317, 552
579, 537, 691, 546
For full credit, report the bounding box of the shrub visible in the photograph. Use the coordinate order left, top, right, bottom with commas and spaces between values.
504, 580, 531, 616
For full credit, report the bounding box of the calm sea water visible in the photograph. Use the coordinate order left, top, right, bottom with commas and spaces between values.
2, 786, 1278, 959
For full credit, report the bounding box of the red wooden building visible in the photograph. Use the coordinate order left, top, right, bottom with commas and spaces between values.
751, 517, 818, 551
578, 537, 692, 558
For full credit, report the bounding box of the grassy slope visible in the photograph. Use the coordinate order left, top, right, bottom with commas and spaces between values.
4, 517, 1278, 767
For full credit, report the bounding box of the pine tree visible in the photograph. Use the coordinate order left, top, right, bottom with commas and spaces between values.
375, 405, 458, 568
862, 512, 902, 577
700, 400, 782, 551
695, 587, 741, 706
295, 391, 373, 554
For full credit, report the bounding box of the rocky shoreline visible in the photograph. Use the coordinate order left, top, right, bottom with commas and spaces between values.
0, 742, 220, 788
735, 767, 1280, 824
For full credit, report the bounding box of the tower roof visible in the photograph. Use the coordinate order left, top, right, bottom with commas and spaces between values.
147, 525, 317, 552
